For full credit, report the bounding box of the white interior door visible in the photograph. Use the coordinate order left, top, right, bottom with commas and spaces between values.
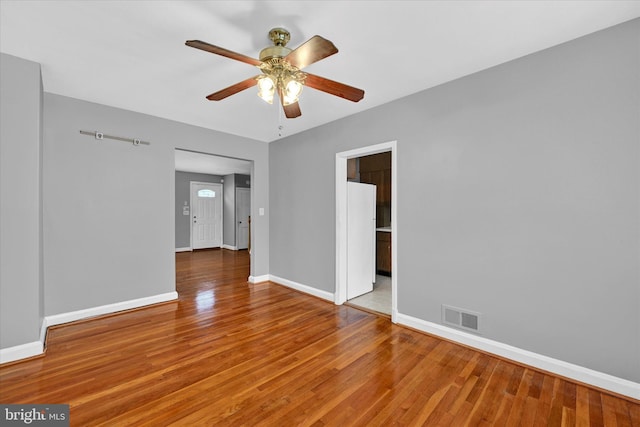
191, 182, 223, 249
347, 182, 376, 299
236, 187, 251, 250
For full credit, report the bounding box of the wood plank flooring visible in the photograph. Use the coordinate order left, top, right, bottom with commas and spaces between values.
1, 249, 638, 426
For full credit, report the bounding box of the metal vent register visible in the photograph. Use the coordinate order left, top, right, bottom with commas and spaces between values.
442, 305, 481, 333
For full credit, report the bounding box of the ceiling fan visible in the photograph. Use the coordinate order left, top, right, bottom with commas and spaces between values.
186, 28, 365, 119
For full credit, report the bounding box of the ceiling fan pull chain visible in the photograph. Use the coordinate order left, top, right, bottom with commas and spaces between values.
278, 102, 283, 137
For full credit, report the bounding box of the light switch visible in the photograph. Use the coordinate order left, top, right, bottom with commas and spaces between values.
259, 208, 264, 216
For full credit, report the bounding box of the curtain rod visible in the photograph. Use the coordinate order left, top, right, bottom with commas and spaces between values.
79, 130, 150, 146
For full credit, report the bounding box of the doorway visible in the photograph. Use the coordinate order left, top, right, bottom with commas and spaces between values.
174, 149, 254, 275
335, 141, 397, 322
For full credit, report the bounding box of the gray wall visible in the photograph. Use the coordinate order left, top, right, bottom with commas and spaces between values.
43, 93, 269, 316
175, 171, 224, 249
0, 54, 44, 348
235, 174, 251, 189
269, 20, 640, 382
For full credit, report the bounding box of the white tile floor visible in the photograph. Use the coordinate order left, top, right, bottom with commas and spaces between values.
347, 275, 391, 315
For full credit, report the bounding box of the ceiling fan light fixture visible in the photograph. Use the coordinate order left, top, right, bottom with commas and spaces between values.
257, 75, 275, 104
284, 79, 303, 105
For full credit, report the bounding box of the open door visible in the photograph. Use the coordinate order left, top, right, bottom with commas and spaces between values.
347, 182, 376, 299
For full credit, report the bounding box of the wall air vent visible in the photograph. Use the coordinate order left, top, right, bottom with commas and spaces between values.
442, 304, 481, 334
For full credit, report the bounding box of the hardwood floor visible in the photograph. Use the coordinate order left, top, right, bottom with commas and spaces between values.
1, 249, 638, 426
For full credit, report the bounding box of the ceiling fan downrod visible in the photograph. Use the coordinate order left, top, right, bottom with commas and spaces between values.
259, 28, 293, 62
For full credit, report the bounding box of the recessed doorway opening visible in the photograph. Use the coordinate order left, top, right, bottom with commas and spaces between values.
335, 141, 397, 322
174, 148, 253, 275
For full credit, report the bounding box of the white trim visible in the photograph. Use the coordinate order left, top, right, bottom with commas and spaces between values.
396, 312, 640, 400
222, 244, 238, 251
175, 247, 192, 252
45, 292, 178, 328
269, 275, 334, 302
0, 341, 44, 364
335, 141, 398, 323
248, 274, 270, 284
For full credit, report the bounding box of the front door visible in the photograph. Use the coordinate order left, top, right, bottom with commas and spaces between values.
191, 182, 223, 249
236, 188, 251, 250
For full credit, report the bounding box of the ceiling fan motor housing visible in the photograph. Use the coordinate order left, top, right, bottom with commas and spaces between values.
259, 27, 293, 61
269, 27, 290, 46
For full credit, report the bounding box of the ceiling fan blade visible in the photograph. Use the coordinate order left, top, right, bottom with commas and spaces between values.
283, 101, 302, 119
186, 40, 262, 66
304, 73, 365, 102
278, 87, 302, 118
284, 35, 338, 69
206, 76, 259, 101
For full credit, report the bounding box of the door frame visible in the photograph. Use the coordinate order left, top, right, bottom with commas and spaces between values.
190, 181, 224, 249
335, 140, 398, 322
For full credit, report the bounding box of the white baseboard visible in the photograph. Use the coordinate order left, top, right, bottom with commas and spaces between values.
395, 312, 640, 400
1, 292, 179, 366
0, 341, 44, 364
269, 275, 334, 302
248, 274, 270, 284
222, 244, 238, 251
46, 292, 178, 328
175, 247, 192, 252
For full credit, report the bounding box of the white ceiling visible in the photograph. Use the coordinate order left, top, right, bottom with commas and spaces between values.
2, 0, 639, 147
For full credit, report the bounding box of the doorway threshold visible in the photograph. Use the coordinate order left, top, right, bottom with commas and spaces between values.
345, 301, 391, 319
